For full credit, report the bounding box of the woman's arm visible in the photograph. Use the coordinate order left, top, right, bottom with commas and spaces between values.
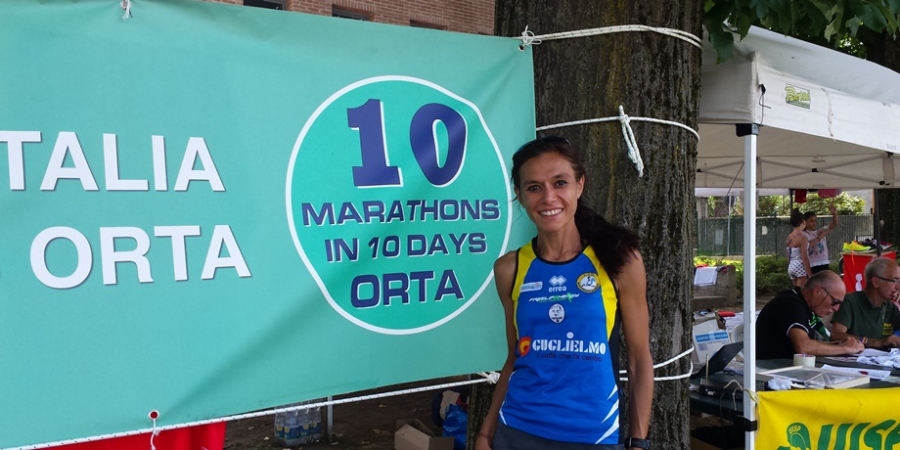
825, 204, 839, 232
475, 252, 518, 450
799, 236, 813, 276
616, 251, 653, 445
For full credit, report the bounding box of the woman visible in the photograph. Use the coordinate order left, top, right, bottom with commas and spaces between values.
786, 208, 812, 287
476, 137, 653, 450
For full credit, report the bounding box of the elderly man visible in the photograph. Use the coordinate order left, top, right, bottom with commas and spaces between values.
756, 271, 863, 360
831, 257, 900, 349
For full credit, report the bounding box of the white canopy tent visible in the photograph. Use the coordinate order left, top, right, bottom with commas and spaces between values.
697, 26, 900, 448
699, 27, 900, 190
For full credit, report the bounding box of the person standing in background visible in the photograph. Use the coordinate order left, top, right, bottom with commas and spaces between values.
804, 203, 839, 274
787, 209, 812, 288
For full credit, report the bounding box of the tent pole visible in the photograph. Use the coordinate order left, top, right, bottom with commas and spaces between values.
874, 189, 883, 257
737, 124, 759, 449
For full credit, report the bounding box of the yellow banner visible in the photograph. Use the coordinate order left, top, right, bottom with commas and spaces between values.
758, 388, 900, 449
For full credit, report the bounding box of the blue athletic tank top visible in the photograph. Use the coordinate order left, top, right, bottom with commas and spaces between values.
499, 239, 622, 445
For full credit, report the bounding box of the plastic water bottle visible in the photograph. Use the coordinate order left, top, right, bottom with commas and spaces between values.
309, 405, 323, 442
283, 410, 302, 446
274, 411, 285, 440
298, 406, 312, 444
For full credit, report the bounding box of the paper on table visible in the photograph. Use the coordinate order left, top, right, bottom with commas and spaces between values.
821, 364, 890, 381
860, 348, 890, 357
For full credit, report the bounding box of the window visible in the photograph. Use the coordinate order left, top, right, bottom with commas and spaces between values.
244, 0, 283, 10
410, 19, 446, 30
332, 6, 371, 21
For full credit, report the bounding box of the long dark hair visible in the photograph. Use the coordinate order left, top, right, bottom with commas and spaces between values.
790, 208, 805, 227
511, 136, 641, 276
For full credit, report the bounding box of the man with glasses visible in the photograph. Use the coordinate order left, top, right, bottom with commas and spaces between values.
831, 257, 900, 349
756, 271, 864, 360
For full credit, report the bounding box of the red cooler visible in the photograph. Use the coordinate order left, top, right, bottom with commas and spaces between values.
843, 251, 896, 293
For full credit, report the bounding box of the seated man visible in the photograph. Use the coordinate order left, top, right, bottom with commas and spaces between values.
756, 271, 863, 360
831, 257, 900, 349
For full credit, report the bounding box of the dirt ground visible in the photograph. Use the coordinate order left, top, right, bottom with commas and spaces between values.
223, 379, 453, 450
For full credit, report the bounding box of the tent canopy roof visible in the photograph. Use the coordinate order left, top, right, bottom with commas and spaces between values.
697, 27, 900, 189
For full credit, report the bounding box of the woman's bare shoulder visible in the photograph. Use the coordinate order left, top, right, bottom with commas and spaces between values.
494, 250, 517, 272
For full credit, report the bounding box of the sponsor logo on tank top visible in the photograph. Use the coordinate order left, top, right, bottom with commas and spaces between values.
577, 273, 599, 293
518, 331, 607, 360
526, 292, 580, 303
517, 336, 532, 356
548, 275, 567, 292
548, 303, 565, 323
520, 281, 542, 292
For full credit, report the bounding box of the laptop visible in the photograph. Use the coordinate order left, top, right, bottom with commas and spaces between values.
690, 341, 743, 378
691, 342, 745, 400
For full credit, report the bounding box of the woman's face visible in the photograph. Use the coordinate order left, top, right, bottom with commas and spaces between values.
515, 152, 584, 234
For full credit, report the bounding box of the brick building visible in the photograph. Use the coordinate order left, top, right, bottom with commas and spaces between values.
207, 0, 495, 35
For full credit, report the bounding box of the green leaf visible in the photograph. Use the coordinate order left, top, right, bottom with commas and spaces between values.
707, 25, 736, 63
888, 0, 900, 15
880, 5, 899, 34
847, 0, 867, 17
813, 1, 836, 18
802, 1, 828, 31
733, 5, 754, 37
750, 0, 768, 18
859, 4, 888, 32
824, 19, 839, 40
704, 0, 716, 13
847, 16, 861, 35
777, 9, 792, 32
789, 0, 802, 33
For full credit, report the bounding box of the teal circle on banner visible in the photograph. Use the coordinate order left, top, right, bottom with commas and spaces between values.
287, 76, 512, 334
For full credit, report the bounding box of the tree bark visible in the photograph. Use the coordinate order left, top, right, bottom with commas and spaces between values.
466, 383, 494, 450
481, 1, 703, 448
869, 32, 900, 246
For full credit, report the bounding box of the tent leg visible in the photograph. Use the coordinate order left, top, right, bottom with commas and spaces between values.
738, 125, 758, 449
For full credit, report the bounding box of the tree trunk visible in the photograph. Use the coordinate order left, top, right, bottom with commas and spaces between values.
466, 383, 494, 450
481, 1, 703, 448
869, 32, 900, 246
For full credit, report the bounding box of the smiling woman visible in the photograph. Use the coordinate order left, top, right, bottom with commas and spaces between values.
475, 137, 654, 450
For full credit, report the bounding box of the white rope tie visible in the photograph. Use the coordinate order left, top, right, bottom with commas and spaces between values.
518, 24, 702, 50
518, 26, 542, 51
537, 106, 700, 178
121, 0, 132, 20
618, 346, 695, 381
617, 105, 644, 177
477, 371, 501, 384
148, 411, 160, 450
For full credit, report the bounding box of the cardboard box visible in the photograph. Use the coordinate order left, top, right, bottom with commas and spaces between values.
691, 313, 730, 365
394, 419, 455, 450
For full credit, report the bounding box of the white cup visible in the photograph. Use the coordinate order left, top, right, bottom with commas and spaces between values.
793, 353, 815, 368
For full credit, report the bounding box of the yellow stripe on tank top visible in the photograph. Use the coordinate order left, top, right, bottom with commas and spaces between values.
584, 246, 618, 338
511, 242, 537, 340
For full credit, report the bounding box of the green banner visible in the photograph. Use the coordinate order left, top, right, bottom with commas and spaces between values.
0, 0, 535, 447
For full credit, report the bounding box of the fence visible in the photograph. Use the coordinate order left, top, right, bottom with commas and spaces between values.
697, 215, 875, 257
